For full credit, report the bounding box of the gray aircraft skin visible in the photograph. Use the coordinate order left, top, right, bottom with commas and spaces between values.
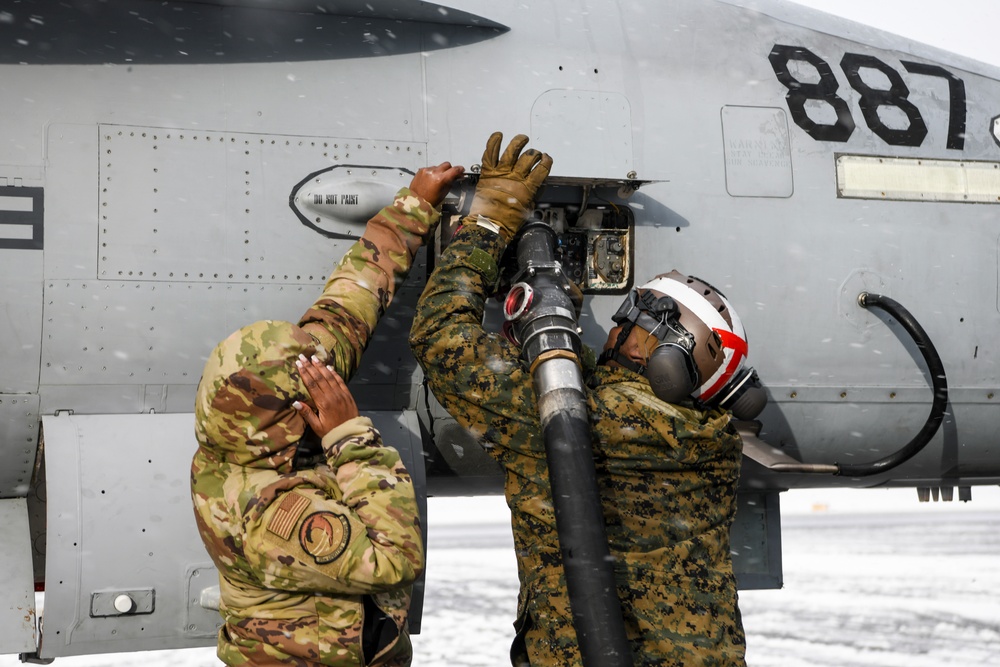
2, 0, 999, 659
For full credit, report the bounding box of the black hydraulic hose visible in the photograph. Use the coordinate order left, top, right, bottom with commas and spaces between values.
836, 292, 949, 477
511, 222, 633, 667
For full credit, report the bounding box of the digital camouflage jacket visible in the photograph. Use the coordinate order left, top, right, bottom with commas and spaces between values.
409, 225, 747, 667
191, 188, 437, 666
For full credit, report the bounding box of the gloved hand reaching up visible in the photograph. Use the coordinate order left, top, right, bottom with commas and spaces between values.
466, 132, 553, 242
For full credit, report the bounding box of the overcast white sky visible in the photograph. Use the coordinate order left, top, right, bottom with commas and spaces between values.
791, 0, 998, 66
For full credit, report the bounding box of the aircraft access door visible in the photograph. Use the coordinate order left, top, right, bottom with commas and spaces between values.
39, 413, 220, 659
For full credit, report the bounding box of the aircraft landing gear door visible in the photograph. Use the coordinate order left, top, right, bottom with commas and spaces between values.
0, 498, 36, 654
40, 413, 220, 659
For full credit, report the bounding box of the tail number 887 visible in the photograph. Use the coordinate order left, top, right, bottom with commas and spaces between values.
768, 44, 967, 150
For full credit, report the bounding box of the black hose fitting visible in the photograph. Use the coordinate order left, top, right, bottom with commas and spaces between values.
506, 222, 582, 367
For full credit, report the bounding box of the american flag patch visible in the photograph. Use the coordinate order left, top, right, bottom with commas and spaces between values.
266, 492, 311, 541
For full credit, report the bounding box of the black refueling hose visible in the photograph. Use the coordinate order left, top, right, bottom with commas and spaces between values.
505, 222, 633, 667
834, 292, 950, 477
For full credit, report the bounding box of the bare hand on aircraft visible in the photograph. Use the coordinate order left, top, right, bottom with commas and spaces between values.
294, 355, 360, 437
409, 162, 466, 207
467, 132, 553, 241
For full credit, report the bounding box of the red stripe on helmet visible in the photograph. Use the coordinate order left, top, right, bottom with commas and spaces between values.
699, 329, 749, 402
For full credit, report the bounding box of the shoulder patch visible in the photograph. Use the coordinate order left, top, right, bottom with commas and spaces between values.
266, 492, 311, 541
299, 511, 352, 564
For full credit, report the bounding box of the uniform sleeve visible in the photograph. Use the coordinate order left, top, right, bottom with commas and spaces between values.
299, 187, 441, 381
244, 417, 424, 595
408, 224, 540, 451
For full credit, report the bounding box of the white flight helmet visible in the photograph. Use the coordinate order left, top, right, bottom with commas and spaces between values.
600, 270, 766, 420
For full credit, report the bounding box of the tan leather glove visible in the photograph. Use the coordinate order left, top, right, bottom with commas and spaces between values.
465, 132, 553, 242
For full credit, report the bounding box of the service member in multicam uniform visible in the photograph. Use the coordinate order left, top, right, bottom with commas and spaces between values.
410, 133, 766, 666
191, 161, 464, 666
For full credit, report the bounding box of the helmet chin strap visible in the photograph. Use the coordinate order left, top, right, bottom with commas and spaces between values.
599, 310, 700, 405
599, 288, 674, 374
598, 321, 648, 375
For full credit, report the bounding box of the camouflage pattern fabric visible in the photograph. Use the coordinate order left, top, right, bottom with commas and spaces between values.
191, 188, 436, 665
410, 225, 746, 667
193, 418, 422, 666
300, 187, 443, 382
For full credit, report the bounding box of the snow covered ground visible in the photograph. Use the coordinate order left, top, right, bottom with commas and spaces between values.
414, 489, 1000, 667
4, 487, 998, 667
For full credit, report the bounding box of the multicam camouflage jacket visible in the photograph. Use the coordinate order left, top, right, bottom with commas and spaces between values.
192, 417, 421, 666
409, 225, 747, 667
191, 188, 437, 666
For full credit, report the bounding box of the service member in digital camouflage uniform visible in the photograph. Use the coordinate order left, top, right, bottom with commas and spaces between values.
410, 133, 766, 666
191, 161, 464, 666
